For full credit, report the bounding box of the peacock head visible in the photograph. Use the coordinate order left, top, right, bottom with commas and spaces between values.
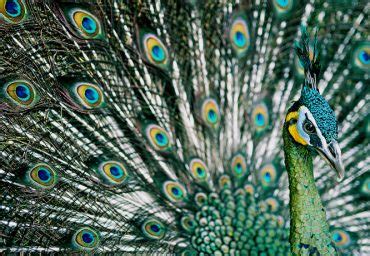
285, 85, 344, 180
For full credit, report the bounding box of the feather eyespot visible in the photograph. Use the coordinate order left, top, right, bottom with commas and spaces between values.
258, 164, 277, 188
65, 82, 105, 110
163, 181, 187, 202
76, 83, 104, 108
66, 9, 103, 39
72, 227, 100, 250
0, 0, 27, 23
360, 177, 370, 196
194, 192, 207, 207
142, 219, 166, 240
265, 197, 279, 212
244, 183, 255, 195
357, 49, 369, 66
180, 215, 196, 233
25, 163, 58, 190
218, 175, 231, 188
252, 102, 269, 133
3, 80, 39, 108
274, 0, 291, 8
272, 0, 294, 16
145, 124, 172, 152
332, 230, 351, 248
200, 98, 220, 128
189, 158, 208, 182
230, 16, 251, 56
141, 33, 169, 69
97, 161, 128, 185
352, 43, 370, 72
231, 154, 247, 178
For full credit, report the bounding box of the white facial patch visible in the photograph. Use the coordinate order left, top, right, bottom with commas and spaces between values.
296, 108, 344, 180
297, 106, 327, 147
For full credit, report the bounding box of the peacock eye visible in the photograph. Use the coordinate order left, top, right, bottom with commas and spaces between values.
244, 183, 255, 195
358, 49, 369, 65
68, 9, 102, 39
142, 219, 166, 240
75, 82, 105, 109
258, 164, 277, 188
194, 192, 207, 207
145, 124, 172, 152
25, 163, 58, 190
189, 158, 208, 182
140, 33, 169, 69
360, 177, 370, 196
303, 120, 315, 133
200, 98, 220, 128
180, 215, 196, 233
252, 102, 269, 133
229, 16, 251, 56
265, 197, 279, 213
1, 0, 27, 23
72, 227, 100, 250
4, 80, 39, 108
231, 154, 247, 178
352, 43, 370, 71
272, 0, 294, 15
275, 0, 290, 8
332, 230, 351, 248
144, 35, 167, 63
163, 181, 187, 202
218, 175, 231, 188
97, 161, 128, 185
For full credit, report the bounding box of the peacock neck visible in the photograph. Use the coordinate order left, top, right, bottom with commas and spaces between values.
283, 126, 337, 255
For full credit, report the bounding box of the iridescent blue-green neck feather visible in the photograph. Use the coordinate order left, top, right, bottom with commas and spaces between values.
283, 125, 337, 255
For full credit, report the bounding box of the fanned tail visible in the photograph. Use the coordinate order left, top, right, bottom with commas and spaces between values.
0, 0, 369, 255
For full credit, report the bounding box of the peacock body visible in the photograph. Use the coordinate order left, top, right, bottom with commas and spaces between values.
0, 0, 369, 255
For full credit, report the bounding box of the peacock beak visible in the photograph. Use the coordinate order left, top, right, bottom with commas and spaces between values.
315, 139, 344, 181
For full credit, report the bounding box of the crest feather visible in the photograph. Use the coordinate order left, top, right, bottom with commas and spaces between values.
295, 26, 321, 92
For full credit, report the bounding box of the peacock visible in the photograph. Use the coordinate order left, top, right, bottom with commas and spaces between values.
0, 0, 369, 255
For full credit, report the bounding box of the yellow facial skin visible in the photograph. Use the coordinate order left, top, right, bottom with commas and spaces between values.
286, 111, 308, 146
